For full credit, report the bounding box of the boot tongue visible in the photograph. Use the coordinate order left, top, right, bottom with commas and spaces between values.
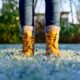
23, 26, 33, 37
26, 31, 32, 37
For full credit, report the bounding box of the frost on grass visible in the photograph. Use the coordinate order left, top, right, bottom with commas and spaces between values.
0, 48, 80, 80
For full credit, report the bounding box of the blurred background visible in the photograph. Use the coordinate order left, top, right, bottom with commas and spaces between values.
0, 0, 80, 44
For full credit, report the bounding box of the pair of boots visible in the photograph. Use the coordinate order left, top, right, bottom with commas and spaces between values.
22, 25, 61, 57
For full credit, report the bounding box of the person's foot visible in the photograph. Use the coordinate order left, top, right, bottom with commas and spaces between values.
45, 26, 61, 57
22, 26, 34, 57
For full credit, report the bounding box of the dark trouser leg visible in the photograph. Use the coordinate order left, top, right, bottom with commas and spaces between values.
19, 0, 34, 26
45, 0, 60, 27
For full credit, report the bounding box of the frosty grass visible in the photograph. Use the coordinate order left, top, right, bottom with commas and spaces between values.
0, 48, 80, 80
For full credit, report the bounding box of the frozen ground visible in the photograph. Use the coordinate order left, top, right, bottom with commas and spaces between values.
0, 44, 80, 80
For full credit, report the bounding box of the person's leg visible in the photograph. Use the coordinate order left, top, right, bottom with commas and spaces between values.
19, 0, 34, 57
45, 0, 61, 56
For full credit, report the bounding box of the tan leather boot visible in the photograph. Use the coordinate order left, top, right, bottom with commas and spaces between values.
22, 26, 34, 57
45, 26, 61, 56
